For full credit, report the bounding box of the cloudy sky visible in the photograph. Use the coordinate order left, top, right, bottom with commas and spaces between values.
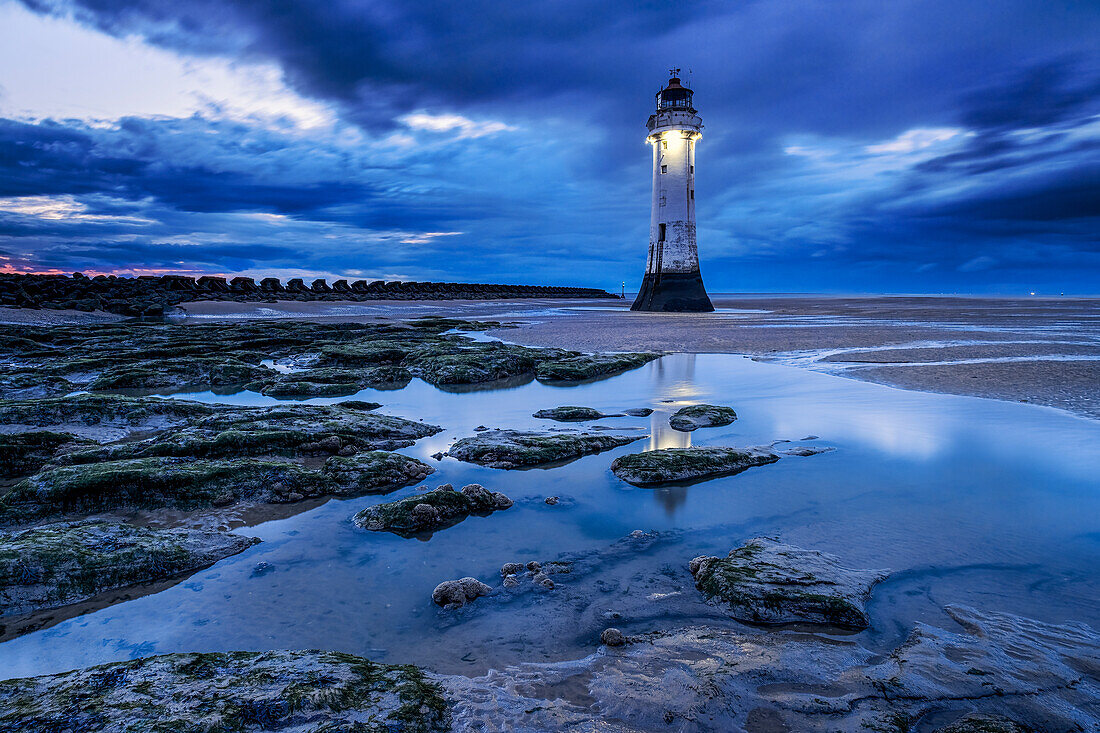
0, 1, 1097, 293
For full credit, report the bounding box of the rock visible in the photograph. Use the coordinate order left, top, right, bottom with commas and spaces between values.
474, 425, 488, 431
610, 446, 779, 486
88, 356, 272, 391
0, 520, 259, 620
250, 561, 274, 577
0, 431, 90, 479
441, 606, 1100, 731
321, 451, 434, 495
0, 456, 341, 521
0, 649, 450, 731
689, 537, 888, 629
432, 577, 492, 609
544, 496, 559, 505
405, 342, 553, 386
601, 628, 627, 646
935, 714, 1034, 733
668, 404, 737, 431
781, 445, 836, 457
526, 561, 542, 573
501, 562, 524, 576
532, 406, 622, 421
535, 352, 661, 382
353, 484, 514, 537
623, 407, 654, 417
502, 574, 519, 588
801, 435, 819, 440
446, 430, 645, 469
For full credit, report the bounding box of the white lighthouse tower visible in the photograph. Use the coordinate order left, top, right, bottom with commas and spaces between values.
631, 70, 714, 312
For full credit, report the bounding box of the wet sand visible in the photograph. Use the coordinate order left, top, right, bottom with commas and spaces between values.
5, 294, 1098, 420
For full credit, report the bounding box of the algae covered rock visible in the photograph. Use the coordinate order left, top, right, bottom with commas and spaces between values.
0, 394, 213, 439
406, 342, 547, 386
354, 484, 513, 537
447, 430, 645, 469
535, 352, 661, 382
689, 537, 888, 629
88, 357, 272, 391
322, 451, 434, 495
0, 520, 258, 618
1, 457, 331, 520
668, 404, 737, 431
0, 649, 450, 732
0, 431, 89, 478
935, 714, 1033, 733
532, 406, 622, 421
610, 446, 778, 486
258, 365, 413, 396
432, 577, 492, 609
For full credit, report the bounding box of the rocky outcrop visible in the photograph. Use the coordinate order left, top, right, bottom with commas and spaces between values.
441, 605, 1099, 731
689, 537, 888, 629
532, 406, 623, 421
0, 431, 89, 478
535, 352, 661, 382
257, 365, 413, 396
432, 577, 492, 609
0, 649, 450, 731
0, 271, 617, 315
668, 403, 737, 431
88, 357, 272, 391
610, 446, 779, 486
353, 484, 513, 537
0, 520, 258, 618
321, 451, 434, 494
447, 430, 645, 469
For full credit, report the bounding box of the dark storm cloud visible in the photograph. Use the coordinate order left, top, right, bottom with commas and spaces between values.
10, 0, 1100, 291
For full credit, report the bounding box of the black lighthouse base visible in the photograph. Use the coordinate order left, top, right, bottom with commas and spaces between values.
630, 271, 714, 312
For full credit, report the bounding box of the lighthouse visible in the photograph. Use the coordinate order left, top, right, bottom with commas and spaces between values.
631, 70, 714, 312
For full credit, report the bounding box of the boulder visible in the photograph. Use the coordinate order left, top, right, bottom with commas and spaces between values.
432, 577, 492, 609
689, 537, 889, 629
668, 404, 737, 431
535, 352, 661, 382
353, 484, 513, 537
532, 406, 623, 421
610, 446, 778, 486
447, 430, 645, 469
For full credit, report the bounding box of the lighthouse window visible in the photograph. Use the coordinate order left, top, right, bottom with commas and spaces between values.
661, 140, 667, 150
661, 165, 667, 174
690, 165, 694, 174
690, 190, 695, 199
658, 223, 666, 242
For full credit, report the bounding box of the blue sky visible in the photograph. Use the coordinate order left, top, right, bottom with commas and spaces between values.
0, 0, 1097, 294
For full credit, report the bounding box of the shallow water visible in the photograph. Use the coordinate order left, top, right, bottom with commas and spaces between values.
2, 353, 1099, 679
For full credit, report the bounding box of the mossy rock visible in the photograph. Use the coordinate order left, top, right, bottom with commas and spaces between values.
0, 394, 213, 429
354, 483, 513, 537
258, 365, 413, 396
668, 404, 737, 431
935, 714, 1034, 733
0, 431, 89, 478
0, 370, 74, 400
610, 447, 778, 486
322, 451, 434, 495
405, 343, 549, 386
319, 341, 417, 366
1, 457, 333, 520
533, 406, 622, 421
88, 357, 273, 390
447, 430, 645, 469
0, 649, 450, 732
535, 352, 661, 382
0, 520, 258, 618
689, 537, 889, 630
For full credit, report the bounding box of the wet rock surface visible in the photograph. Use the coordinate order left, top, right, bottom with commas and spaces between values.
0, 520, 258, 618
442, 605, 1099, 731
532, 406, 623, 421
610, 446, 779, 486
668, 403, 738, 431
690, 537, 888, 629
447, 430, 645, 469
432, 577, 492, 609
0, 649, 450, 732
353, 484, 513, 537
535, 352, 661, 382
321, 451, 434, 495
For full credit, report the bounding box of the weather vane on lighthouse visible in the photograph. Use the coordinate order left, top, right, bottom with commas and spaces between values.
631, 70, 714, 312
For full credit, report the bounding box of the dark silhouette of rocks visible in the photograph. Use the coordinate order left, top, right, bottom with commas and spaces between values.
0, 272, 618, 317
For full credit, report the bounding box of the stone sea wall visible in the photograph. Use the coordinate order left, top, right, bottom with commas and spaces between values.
0, 273, 617, 317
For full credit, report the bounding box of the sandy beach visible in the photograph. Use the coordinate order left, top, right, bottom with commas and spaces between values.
155, 294, 1100, 421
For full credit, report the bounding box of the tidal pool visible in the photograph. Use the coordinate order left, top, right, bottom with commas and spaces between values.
2, 353, 1098, 679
